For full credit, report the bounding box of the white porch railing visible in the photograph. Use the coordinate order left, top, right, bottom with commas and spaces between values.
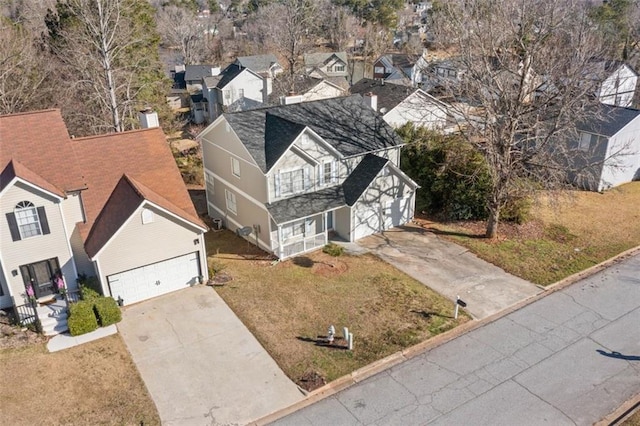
271, 231, 327, 259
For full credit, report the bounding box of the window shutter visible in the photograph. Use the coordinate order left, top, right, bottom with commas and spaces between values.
6, 213, 21, 241
37, 206, 50, 235
275, 174, 281, 197
318, 165, 324, 186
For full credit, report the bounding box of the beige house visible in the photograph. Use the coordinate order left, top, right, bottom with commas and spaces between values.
198, 95, 418, 259
0, 110, 207, 334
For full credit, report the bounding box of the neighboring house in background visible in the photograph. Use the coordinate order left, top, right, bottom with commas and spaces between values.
0, 109, 208, 334
304, 52, 349, 81
198, 95, 418, 259
569, 105, 640, 191
235, 54, 283, 99
589, 61, 639, 108
270, 75, 348, 105
185, 64, 221, 92
350, 78, 456, 131
420, 59, 465, 94
235, 53, 283, 78
372, 53, 420, 86
202, 63, 266, 122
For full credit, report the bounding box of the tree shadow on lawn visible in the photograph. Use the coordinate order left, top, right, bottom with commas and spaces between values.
297, 336, 349, 350
410, 309, 455, 320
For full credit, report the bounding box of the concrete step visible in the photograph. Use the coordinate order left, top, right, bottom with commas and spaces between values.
43, 320, 69, 337
39, 307, 69, 337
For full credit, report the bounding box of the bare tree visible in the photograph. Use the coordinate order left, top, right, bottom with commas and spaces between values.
432, 0, 611, 238
45, 0, 168, 135
0, 20, 53, 114
246, 0, 318, 79
318, 0, 357, 52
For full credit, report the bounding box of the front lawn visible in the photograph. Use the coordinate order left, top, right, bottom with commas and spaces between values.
205, 231, 469, 390
0, 334, 160, 425
420, 182, 640, 285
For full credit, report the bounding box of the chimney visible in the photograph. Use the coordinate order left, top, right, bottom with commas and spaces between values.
138, 108, 159, 129
363, 92, 378, 111
210, 66, 221, 76
175, 64, 186, 73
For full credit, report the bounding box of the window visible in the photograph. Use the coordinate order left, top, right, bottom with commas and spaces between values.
436, 67, 446, 77
225, 189, 237, 214
141, 208, 154, 224
277, 167, 310, 196
447, 69, 457, 78
333, 64, 345, 72
231, 157, 241, 177
205, 171, 215, 198
320, 161, 336, 185
12, 201, 49, 241
238, 88, 245, 98
578, 133, 595, 152
374, 66, 384, 74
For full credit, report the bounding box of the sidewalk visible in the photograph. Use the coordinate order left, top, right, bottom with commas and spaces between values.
268, 252, 640, 425
47, 325, 118, 352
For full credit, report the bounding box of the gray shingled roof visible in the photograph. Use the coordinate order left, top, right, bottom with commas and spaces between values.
350, 78, 415, 112
236, 54, 280, 74
185, 65, 218, 82
266, 186, 346, 224
216, 64, 244, 89
580, 104, 640, 136
266, 154, 389, 224
224, 95, 404, 173
304, 52, 348, 68
343, 154, 389, 205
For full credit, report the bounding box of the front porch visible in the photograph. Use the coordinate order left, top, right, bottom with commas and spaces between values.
270, 211, 334, 260
15, 291, 80, 336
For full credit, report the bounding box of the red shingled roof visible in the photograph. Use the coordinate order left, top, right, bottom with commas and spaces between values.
0, 159, 66, 198
1, 109, 206, 258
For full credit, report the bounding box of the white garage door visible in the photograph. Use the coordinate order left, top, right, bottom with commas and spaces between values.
384, 197, 412, 229
107, 252, 200, 306
353, 202, 382, 240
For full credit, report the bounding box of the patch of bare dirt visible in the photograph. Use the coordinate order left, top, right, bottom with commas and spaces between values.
0, 311, 46, 350
413, 216, 545, 241
297, 370, 326, 392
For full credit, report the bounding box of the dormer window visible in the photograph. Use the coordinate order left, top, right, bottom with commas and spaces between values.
7, 201, 50, 241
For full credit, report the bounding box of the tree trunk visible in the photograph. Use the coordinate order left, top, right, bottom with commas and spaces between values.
485, 207, 499, 239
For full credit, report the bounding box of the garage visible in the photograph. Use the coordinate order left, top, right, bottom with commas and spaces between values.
353, 197, 413, 241
107, 252, 201, 306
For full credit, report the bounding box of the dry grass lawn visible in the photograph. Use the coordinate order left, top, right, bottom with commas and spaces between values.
0, 334, 159, 425
206, 231, 469, 389
423, 182, 640, 285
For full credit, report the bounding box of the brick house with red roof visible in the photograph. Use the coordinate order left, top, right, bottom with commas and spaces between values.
0, 109, 207, 333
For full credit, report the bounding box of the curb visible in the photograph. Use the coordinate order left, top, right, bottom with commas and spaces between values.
594, 392, 640, 426
251, 245, 640, 426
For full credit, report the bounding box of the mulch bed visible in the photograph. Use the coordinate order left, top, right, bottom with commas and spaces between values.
0, 311, 46, 350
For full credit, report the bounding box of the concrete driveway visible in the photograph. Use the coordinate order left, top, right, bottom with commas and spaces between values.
357, 225, 542, 319
118, 286, 303, 426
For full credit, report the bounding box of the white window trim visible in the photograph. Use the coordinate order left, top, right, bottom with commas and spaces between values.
231, 157, 241, 177
205, 170, 215, 195
277, 167, 311, 197
320, 160, 336, 185
14, 201, 42, 239
225, 189, 237, 214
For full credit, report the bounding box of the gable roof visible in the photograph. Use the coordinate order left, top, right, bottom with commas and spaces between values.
304, 52, 348, 68
236, 54, 280, 74
224, 95, 405, 173
185, 65, 218, 82
0, 159, 66, 198
0, 109, 86, 193
265, 154, 395, 224
350, 78, 416, 112
216, 63, 245, 89
376, 53, 418, 70
343, 154, 389, 205
264, 113, 307, 171
579, 104, 640, 137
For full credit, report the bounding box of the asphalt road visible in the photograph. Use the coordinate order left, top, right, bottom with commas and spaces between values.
272, 253, 640, 426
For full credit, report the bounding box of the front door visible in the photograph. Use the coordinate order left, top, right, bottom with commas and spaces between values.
20, 258, 60, 299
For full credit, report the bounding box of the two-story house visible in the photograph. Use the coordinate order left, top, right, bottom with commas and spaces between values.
350, 78, 457, 131
595, 61, 639, 108
0, 110, 208, 333
304, 52, 349, 80
198, 95, 418, 259
569, 104, 640, 191
202, 63, 266, 122
372, 53, 421, 86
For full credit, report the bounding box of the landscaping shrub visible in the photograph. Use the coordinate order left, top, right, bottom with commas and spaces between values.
68, 300, 98, 336
80, 284, 101, 301
323, 242, 344, 257
93, 297, 122, 327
